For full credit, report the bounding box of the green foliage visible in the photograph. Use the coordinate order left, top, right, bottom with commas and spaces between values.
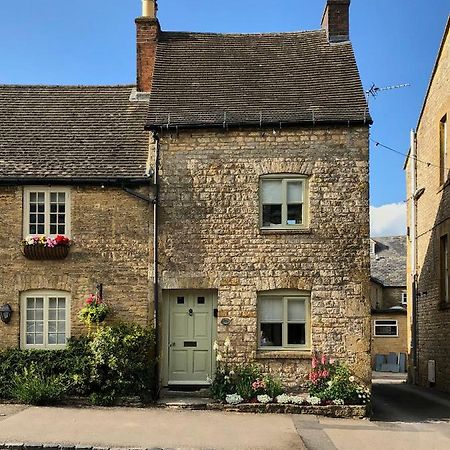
264, 375, 284, 399
11, 364, 66, 405
235, 364, 262, 401
209, 368, 236, 401
88, 323, 156, 404
0, 323, 157, 405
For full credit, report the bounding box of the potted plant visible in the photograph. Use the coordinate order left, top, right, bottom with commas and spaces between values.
78, 293, 109, 329
22, 235, 71, 260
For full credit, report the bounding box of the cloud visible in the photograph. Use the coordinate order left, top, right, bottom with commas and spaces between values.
370, 202, 406, 237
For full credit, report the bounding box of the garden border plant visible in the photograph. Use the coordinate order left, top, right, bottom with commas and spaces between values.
0, 323, 157, 406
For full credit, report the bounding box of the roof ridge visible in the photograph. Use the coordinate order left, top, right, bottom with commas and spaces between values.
160, 29, 326, 38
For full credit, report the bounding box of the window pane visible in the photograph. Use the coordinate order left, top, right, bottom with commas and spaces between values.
288, 323, 306, 345
27, 298, 35, 309
288, 298, 305, 321
260, 298, 283, 321
262, 205, 282, 226
50, 193, 57, 202
49, 298, 57, 308
37, 225, 45, 234
35, 334, 43, 344
57, 333, 66, 344
260, 323, 282, 346
287, 204, 302, 225
48, 333, 57, 344
375, 325, 397, 336
35, 298, 43, 308
287, 181, 303, 203
262, 180, 282, 203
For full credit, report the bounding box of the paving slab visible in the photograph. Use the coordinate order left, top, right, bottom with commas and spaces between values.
0, 406, 304, 450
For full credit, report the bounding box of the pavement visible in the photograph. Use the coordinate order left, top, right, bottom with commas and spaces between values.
1, 374, 450, 450
0, 404, 305, 450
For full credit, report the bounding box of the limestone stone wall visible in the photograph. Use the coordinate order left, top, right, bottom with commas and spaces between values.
407, 27, 450, 391
371, 313, 407, 368
157, 125, 371, 384
0, 186, 152, 349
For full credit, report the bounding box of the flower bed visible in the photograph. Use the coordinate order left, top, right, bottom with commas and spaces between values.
209, 340, 370, 417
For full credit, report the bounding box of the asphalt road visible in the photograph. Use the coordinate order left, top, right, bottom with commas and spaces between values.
294, 377, 450, 450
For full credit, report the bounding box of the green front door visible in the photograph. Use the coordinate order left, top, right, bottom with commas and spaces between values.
168, 291, 214, 384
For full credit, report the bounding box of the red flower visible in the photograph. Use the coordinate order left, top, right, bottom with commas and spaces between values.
55, 235, 70, 246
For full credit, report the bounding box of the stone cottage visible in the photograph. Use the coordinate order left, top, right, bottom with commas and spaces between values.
0, 0, 372, 388
370, 237, 407, 371
405, 17, 450, 392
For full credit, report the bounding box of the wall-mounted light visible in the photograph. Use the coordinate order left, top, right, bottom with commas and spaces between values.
0, 304, 13, 324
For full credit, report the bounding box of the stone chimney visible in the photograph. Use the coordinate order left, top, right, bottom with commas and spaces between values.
321, 0, 350, 43
136, 0, 159, 92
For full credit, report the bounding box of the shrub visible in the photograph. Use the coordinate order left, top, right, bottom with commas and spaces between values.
0, 323, 157, 405
88, 323, 156, 404
11, 364, 66, 405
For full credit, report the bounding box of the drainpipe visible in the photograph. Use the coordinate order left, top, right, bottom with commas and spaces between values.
410, 129, 418, 384
152, 131, 160, 396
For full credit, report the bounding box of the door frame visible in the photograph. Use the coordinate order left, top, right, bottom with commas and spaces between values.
161, 289, 217, 386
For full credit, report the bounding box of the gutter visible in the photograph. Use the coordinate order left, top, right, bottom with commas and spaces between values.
144, 118, 373, 132
0, 177, 150, 187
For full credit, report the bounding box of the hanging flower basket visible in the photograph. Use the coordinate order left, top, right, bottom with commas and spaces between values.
22, 235, 71, 260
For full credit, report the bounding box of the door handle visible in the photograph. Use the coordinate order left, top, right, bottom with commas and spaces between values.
169, 342, 176, 347
188, 308, 193, 316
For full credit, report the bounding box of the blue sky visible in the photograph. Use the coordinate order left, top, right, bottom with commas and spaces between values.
1, 0, 449, 233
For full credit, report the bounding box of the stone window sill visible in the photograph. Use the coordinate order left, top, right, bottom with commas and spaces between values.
256, 350, 312, 360
259, 228, 312, 236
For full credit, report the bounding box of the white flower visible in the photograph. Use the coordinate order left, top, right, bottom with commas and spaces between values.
226, 393, 243, 405
216, 353, 223, 362
333, 399, 344, 405
290, 395, 304, 405
276, 394, 292, 404
349, 376, 355, 383
327, 380, 333, 387
213, 341, 219, 351
229, 370, 235, 376
306, 396, 321, 405
257, 394, 272, 404
224, 336, 231, 348
206, 376, 212, 384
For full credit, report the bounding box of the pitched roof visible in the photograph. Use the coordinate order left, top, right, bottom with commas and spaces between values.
146, 30, 371, 129
0, 85, 150, 183
370, 236, 406, 287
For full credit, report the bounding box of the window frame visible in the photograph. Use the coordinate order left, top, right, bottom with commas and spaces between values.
20, 290, 71, 350
401, 292, 407, 306
23, 186, 71, 238
259, 174, 309, 230
257, 291, 311, 350
373, 319, 398, 338
440, 233, 450, 305
440, 114, 448, 186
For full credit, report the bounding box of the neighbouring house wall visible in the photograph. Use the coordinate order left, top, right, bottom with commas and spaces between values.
410, 28, 450, 391
157, 125, 371, 385
371, 313, 408, 367
0, 186, 152, 349
370, 281, 383, 309
383, 287, 405, 309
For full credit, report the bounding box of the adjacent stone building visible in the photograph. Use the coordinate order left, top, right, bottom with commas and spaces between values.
0, 0, 372, 388
370, 237, 407, 370
406, 17, 450, 391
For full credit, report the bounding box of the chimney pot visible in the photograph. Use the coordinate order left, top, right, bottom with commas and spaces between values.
321, 0, 351, 43
142, 0, 157, 19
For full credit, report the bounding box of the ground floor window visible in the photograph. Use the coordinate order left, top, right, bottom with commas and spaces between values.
258, 291, 310, 349
373, 320, 398, 337
20, 290, 70, 349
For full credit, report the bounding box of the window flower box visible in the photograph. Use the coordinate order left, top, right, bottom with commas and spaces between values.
22, 235, 71, 260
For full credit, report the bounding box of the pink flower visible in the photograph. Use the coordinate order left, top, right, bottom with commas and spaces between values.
46, 237, 56, 248
321, 354, 327, 365
312, 357, 318, 369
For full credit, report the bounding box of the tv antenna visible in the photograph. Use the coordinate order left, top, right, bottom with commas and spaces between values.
366, 83, 411, 99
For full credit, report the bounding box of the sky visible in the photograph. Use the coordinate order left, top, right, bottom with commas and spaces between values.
1, 0, 449, 236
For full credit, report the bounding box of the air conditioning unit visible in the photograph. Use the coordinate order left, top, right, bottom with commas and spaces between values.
428, 360, 436, 383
